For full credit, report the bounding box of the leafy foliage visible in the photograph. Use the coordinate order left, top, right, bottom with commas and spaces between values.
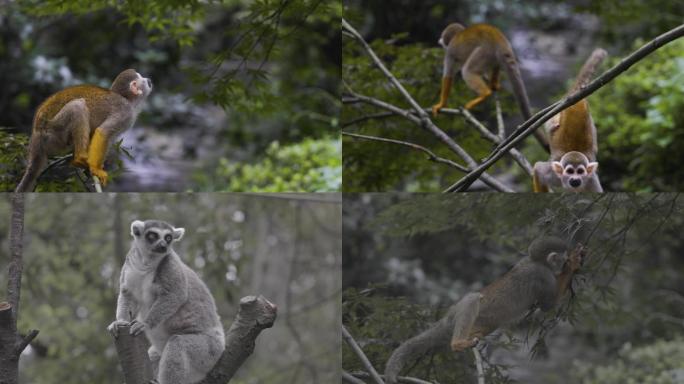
574, 339, 684, 384
196, 137, 341, 192
592, 39, 684, 191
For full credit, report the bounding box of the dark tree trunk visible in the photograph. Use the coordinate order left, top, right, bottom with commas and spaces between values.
0, 194, 38, 384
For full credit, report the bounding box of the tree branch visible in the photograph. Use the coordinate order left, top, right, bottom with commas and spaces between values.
473, 347, 485, 384
341, 325, 385, 384
7, 193, 25, 325
111, 325, 153, 384
448, 23, 684, 191
342, 132, 469, 172
342, 87, 513, 192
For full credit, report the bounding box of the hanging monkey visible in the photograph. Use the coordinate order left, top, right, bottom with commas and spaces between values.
384, 237, 584, 384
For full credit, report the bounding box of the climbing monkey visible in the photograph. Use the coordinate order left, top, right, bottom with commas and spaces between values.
432, 23, 549, 150
384, 237, 584, 384
533, 49, 607, 192
15, 69, 152, 192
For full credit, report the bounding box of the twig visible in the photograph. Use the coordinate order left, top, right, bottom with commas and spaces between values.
342, 132, 468, 172
342, 371, 368, 384
342, 87, 512, 192
14, 329, 39, 356
93, 176, 103, 193
473, 347, 485, 384
448, 23, 684, 191
342, 325, 385, 384
351, 372, 434, 384
343, 111, 396, 128
494, 93, 505, 140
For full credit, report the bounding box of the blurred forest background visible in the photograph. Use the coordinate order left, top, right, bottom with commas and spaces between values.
343, 194, 684, 384
0, 0, 341, 192
343, 0, 684, 192
0, 193, 341, 383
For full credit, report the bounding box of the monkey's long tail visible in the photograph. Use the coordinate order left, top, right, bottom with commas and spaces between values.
499, 50, 550, 152
384, 316, 452, 384
15, 134, 48, 192
570, 48, 608, 93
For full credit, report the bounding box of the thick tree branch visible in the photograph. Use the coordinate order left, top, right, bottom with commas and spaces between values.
111, 296, 276, 384
448, 23, 684, 191
7, 194, 25, 322
342, 132, 469, 172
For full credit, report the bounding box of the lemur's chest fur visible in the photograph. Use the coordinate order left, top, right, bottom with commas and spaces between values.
122, 261, 159, 318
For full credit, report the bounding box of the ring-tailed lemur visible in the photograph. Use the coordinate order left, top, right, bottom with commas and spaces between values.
107, 220, 225, 384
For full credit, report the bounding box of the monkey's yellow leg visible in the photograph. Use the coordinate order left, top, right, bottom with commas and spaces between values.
431, 76, 452, 117
87, 127, 109, 186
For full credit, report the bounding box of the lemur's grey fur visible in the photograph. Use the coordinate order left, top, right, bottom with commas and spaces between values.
107, 220, 225, 384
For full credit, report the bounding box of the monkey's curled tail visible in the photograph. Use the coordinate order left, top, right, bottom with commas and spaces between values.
499, 50, 550, 151
570, 48, 608, 93
15, 134, 48, 192
384, 313, 453, 384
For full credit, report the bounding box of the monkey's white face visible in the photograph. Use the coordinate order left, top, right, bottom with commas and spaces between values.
130, 220, 184, 256
552, 161, 598, 191
130, 72, 153, 98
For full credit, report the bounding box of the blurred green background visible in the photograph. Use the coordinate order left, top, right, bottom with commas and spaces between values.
0, 193, 341, 384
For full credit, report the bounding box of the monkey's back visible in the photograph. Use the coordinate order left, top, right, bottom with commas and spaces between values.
449, 24, 514, 64
549, 100, 597, 161
33, 85, 131, 132
164, 259, 223, 335
473, 260, 556, 336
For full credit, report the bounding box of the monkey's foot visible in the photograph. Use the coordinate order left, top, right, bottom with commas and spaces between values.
431, 104, 445, 117
90, 168, 108, 186
568, 244, 585, 272
451, 337, 479, 352
71, 155, 88, 169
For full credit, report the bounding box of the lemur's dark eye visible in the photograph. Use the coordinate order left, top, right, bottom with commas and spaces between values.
566, 168, 575, 175
577, 168, 585, 175
145, 232, 158, 243
164, 235, 172, 243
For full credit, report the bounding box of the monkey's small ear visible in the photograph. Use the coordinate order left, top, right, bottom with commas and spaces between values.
129, 80, 143, 96
587, 162, 598, 174
131, 220, 145, 237
173, 227, 185, 241
552, 162, 563, 175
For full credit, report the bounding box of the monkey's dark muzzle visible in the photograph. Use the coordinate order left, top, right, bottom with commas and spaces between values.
569, 178, 582, 188
153, 244, 167, 253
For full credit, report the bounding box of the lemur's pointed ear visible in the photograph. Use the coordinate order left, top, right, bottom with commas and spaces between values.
173, 227, 185, 241
131, 220, 145, 237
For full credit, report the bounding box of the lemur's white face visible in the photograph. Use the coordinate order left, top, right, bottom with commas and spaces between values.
130, 220, 184, 256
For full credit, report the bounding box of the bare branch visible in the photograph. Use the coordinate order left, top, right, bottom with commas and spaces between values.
342, 88, 513, 192
351, 371, 435, 384
111, 325, 153, 384
13, 329, 39, 356
449, 24, 684, 191
342, 325, 385, 384
473, 347, 485, 384
342, 132, 469, 172
7, 193, 25, 323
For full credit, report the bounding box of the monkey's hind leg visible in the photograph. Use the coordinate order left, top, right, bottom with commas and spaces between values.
462, 48, 493, 110
449, 292, 483, 352
87, 127, 110, 185
157, 334, 223, 384
48, 98, 91, 169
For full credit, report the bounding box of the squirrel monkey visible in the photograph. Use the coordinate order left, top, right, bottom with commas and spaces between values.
432, 23, 549, 150
15, 69, 152, 192
384, 237, 585, 384
533, 49, 607, 193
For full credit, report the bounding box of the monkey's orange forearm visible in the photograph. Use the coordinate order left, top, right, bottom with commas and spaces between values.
87, 128, 110, 185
